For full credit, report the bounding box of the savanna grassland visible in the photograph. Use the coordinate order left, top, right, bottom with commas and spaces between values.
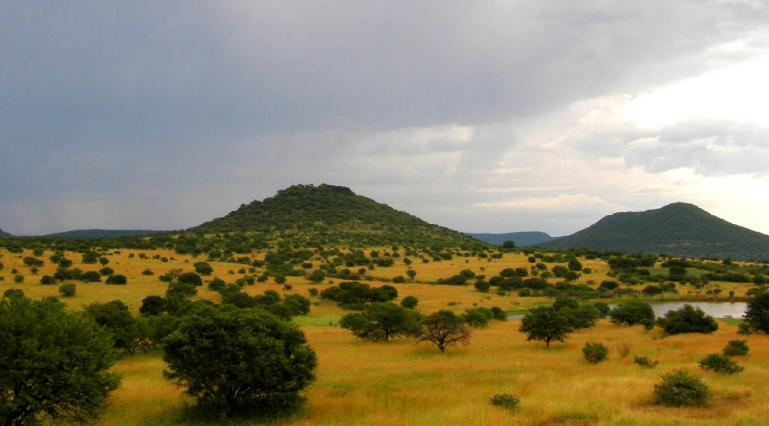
1, 246, 768, 426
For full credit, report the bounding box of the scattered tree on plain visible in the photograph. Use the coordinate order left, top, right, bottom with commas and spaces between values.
519, 306, 573, 349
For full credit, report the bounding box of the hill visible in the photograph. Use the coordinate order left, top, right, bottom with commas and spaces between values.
466, 231, 557, 247
189, 184, 487, 249
42, 229, 162, 239
0, 228, 12, 238
536, 202, 769, 260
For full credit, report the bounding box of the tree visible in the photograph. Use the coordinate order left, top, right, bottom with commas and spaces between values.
400, 295, 419, 309
140, 295, 166, 316
744, 292, 769, 334
563, 305, 598, 331
81, 251, 99, 264
339, 302, 421, 341
84, 301, 141, 353
0, 296, 120, 426
105, 274, 127, 285
59, 283, 76, 298
162, 304, 316, 416
406, 270, 417, 280
568, 259, 583, 271
308, 269, 326, 283
194, 262, 214, 276
609, 301, 655, 329
662, 304, 718, 335
518, 307, 573, 349
416, 310, 471, 352
177, 272, 203, 286
98, 257, 109, 266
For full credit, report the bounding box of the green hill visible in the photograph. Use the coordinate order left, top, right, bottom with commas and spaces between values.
536, 202, 769, 261
189, 184, 487, 249
466, 231, 557, 247
42, 229, 162, 239
0, 228, 12, 238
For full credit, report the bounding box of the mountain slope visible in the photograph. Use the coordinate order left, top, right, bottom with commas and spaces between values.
0, 228, 12, 238
536, 203, 769, 260
466, 231, 557, 246
189, 184, 486, 248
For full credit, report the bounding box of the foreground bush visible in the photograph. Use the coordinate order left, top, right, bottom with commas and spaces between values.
582, 341, 608, 364
490, 394, 520, 410
0, 296, 121, 425
698, 354, 744, 375
653, 369, 712, 407
163, 304, 317, 417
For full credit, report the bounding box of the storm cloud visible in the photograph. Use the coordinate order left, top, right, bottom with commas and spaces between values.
2, 1, 769, 236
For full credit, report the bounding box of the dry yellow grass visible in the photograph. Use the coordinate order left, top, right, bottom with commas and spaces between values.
1, 247, 767, 425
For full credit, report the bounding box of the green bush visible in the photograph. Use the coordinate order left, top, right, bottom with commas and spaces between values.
13, 274, 23, 283
653, 369, 712, 407
582, 341, 608, 364
490, 394, 520, 410
59, 283, 76, 298
698, 353, 744, 375
722, 340, 749, 357
634, 356, 659, 368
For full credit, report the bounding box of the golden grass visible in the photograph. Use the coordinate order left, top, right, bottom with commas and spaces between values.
2, 248, 768, 425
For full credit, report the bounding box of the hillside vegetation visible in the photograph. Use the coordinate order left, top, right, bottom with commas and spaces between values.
537, 203, 769, 261
0, 228, 12, 238
42, 229, 162, 239
190, 184, 486, 249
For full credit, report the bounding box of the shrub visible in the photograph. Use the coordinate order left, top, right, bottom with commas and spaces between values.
3, 289, 24, 299
40, 275, 56, 285
0, 296, 121, 425
99, 267, 114, 276
662, 304, 718, 335
490, 394, 520, 409
634, 356, 659, 368
105, 274, 128, 285
655, 370, 711, 408
13, 274, 23, 283
81, 271, 102, 283
59, 283, 76, 298
194, 262, 214, 276
308, 288, 319, 297
162, 304, 317, 416
400, 295, 418, 309
582, 341, 608, 364
141, 268, 154, 276
722, 340, 749, 357
392, 276, 406, 283
609, 301, 655, 329
698, 354, 745, 375
177, 272, 203, 286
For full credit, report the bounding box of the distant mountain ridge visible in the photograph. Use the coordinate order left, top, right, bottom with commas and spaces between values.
189, 184, 486, 248
0, 228, 12, 238
466, 231, 558, 247
536, 202, 769, 261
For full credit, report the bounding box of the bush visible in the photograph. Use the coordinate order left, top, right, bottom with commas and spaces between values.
490, 394, 520, 410
105, 274, 127, 285
609, 301, 655, 329
654, 370, 712, 407
0, 296, 121, 425
722, 340, 749, 357
662, 304, 718, 335
162, 304, 317, 416
99, 267, 114, 276
744, 293, 769, 334
141, 268, 154, 276
400, 295, 419, 309
177, 272, 203, 286
59, 283, 76, 298
194, 262, 214, 276
13, 274, 23, 283
582, 341, 608, 364
698, 354, 745, 375
40, 275, 56, 285
634, 356, 659, 368
308, 288, 319, 297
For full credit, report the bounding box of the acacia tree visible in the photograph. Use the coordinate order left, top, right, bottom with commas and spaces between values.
339, 302, 422, 341
1, 296, 120, 426
518, 306, 573, 349
744, 292, 769, 334
163, 304, 316, 416
416, 310, 471, 352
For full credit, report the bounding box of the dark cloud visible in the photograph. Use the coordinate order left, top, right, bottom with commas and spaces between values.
2, 1, 768, 234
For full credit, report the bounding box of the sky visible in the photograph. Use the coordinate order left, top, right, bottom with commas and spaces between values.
2, 1, 769, 237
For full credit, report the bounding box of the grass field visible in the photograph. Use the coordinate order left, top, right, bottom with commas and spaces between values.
1, 247, 767, 425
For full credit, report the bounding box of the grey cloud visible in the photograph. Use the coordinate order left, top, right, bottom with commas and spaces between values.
3, 1, 769, 234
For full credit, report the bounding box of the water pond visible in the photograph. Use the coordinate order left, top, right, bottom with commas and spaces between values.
508, 302, 747, 320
